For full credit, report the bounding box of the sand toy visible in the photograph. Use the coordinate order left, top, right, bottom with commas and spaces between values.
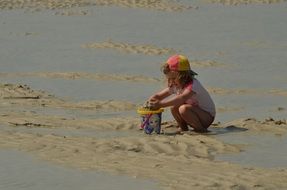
137, 102, 164, 134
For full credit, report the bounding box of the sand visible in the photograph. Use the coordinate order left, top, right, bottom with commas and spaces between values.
0, 0, 287, 189
0, 0, 193, 12
0, 83, 287, 190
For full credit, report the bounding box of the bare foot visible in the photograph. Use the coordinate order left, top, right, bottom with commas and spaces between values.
193, 127, 208, 133
176, 127, 189, 134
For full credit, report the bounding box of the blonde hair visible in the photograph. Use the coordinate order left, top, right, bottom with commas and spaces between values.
161, 63, 195, 87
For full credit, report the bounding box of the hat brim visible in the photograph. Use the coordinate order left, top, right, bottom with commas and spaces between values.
189, 70, 198, 75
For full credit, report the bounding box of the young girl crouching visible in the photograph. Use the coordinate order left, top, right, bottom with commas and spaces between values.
148, 55, 216, 133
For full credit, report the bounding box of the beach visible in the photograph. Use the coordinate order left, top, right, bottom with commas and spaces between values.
0, 0, 287, 189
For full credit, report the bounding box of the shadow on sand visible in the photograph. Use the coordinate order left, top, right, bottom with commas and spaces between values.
160, 121, 248, 136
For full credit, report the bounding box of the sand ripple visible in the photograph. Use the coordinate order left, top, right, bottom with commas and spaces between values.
0, 83, 137, 111
217, 106, 244, 113
1, 83, 287, 190
269, 89, 287, 96
1, 97, 137, 112
94, 0, 194, 11
207, 87, 257, 95
1, 111, 139, 130
82, 40, 176, 55
205, 0, 286, 5
1, 77, 287, 99
0, 83, 53, 99
222, 117, 287, 134
0, 72, 161, 83
0, 0, 94, 10
0, 120, 286, 190
190, 60, 225, 68
0, 0, 193, 11
207, 87, 287, 97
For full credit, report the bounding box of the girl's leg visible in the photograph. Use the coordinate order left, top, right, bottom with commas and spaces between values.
179, 104, 214, 132
170, 106, 189, 131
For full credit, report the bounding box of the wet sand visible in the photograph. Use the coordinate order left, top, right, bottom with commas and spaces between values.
0, 150, 160, 190
1, 0, 287, 190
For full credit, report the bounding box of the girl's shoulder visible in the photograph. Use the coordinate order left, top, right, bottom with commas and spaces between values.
184, 80, 195, 91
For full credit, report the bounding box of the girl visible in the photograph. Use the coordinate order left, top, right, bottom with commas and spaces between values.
149, 55, 215, 133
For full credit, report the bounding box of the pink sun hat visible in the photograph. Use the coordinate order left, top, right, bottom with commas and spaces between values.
166, 55, 197, 75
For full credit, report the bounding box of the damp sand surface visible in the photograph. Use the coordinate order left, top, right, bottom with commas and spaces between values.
0, 150, 160, 190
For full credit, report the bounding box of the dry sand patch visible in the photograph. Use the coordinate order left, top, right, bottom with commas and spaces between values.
222, 117, 287, 135
207, 86, 287, 97
0, 83, 138, 111
0, 83, 52, 99
269, 89, 287, 96
216, 106, 244, 113
1, 97, 137, 111
0, 0, 194, 11
190, 60, 225, 67
205, 0, 286, 5
0, 111, 139, 130
0, 72, 161, 82
82, 40, 177, 55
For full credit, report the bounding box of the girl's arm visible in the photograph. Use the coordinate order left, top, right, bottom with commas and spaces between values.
151, 88, 195, 109
149, 88, 171, 101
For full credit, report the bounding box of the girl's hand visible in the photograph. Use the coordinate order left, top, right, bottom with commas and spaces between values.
148, 95, 158, 102
149, 99, 161, 110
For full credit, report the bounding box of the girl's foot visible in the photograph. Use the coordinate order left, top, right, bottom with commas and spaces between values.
193, 127, 208, 133
176, 126, 189, 134
179, 124, 189, 131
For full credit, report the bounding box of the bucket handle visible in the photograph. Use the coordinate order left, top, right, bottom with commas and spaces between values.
140, 114, 152, 129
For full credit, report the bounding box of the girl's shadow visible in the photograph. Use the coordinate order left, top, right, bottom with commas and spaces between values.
161, 121, 248, 136
208, 124, 248, 135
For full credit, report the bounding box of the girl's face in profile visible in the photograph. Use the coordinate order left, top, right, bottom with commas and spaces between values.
166, 71, 181, 89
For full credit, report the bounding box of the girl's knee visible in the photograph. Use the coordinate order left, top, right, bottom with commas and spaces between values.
178, 105, 190, 116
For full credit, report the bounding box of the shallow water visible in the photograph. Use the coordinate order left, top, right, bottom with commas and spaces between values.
0, 150, 160, 190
